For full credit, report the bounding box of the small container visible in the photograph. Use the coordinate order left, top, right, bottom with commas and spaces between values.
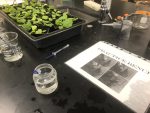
133, 11, 149, 29
133, 1, 150, 29
33, 63, 58, 95
0, 32, 23, 62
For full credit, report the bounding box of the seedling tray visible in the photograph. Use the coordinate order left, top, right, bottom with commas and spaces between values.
0, 7, 84, 48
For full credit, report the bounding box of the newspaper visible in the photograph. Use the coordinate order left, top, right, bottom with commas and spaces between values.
65, 41, 150, 113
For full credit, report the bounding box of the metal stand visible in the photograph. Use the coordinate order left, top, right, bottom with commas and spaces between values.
98, 0, 112, 24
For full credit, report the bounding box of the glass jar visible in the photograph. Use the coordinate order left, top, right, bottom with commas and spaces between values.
33, 63, 58, 94
133, 11, 149, 29
132, 1, 150, 29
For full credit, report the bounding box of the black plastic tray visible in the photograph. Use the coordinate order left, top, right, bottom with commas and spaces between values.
0, 8, 85, 48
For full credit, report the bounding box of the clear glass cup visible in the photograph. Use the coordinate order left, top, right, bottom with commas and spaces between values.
33, 63, 58, 95
133, 1, 150, 29
0, 32, 23, 62
133, 11, 149, 29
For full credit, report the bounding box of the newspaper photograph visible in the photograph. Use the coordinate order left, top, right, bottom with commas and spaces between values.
81, 53, 137, 93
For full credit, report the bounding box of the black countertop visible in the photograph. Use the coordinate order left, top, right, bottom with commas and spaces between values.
0, 1, 150, 113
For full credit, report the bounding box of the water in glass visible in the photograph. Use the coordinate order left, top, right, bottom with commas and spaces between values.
33, 63, 58, 94
0, 32, 23, 62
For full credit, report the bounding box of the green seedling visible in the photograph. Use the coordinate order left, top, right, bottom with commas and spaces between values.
1, 0, 78, 35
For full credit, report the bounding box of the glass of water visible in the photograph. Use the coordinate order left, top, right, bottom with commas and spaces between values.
0, 32, 23, 62
33, 63, 58, 95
